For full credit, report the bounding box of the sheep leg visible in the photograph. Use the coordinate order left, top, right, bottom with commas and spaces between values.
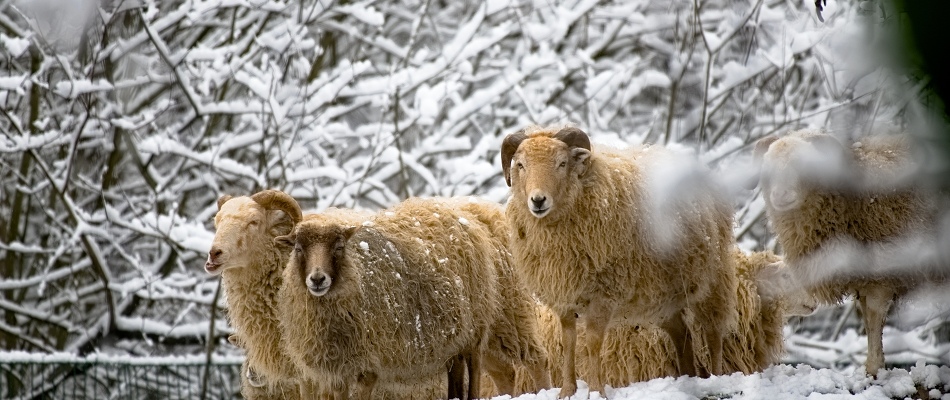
326, 379, 348, 400
558, 311, 579, 399
352, 372, 378, 399
448, 355, 466, 399
482, 353, 516, 395
858, 285, 896, 378
697, 321, 724, 377
525, 357, 552, 394
661, 313, 697, 377
466, 347, 482, 400
582, 305, 610, 394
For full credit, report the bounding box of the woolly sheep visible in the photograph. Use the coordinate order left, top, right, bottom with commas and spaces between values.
501, 126, 739, 396
276, 197, 502, 400
205, 189, 310, 397
504, 249, 816, 393
724, 249, 818, 373
274, 199, 547, 398
751, 129, 948, 376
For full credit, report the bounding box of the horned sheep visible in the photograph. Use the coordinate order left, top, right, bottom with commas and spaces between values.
751, 129, 949, 377
204, 190, 313, 398
276, 197, 503, 400
501, 125, 739, 396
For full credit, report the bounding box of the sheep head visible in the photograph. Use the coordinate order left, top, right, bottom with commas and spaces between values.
277, 222, 359, 297
754, 261, 818, 317
749, 131, 852, 212
205, 189, 302, 275
501, 127, 592, 220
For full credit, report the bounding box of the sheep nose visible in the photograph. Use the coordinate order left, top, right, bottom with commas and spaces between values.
309, 274, 327, 288
208, 247, 223, 263
531, 195, 547, 209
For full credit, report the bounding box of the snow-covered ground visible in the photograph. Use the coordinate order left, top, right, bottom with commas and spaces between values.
505, 362, 950, 400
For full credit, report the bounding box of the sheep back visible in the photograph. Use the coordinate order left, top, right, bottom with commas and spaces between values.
372, 197, 502, 355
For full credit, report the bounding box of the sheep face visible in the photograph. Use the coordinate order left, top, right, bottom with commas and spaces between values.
502, 127, 591, 221
206, 196, 295, 275
754, 133, 851, 213
754, 261, 818, 316
279, 224, 359, 297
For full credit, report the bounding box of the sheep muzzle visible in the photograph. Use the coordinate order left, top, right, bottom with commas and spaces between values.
204, 247, 226, 275
527, 190, 552, 218
307, 272, 332, 297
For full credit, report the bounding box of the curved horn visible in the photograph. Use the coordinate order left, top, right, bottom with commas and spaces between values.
553, 127, 592, 151
251, 190, 303, 224
501, 129, 529, 187
216, 195, 233, 210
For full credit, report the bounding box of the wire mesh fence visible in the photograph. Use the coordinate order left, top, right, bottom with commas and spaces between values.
0, 352, 243, 400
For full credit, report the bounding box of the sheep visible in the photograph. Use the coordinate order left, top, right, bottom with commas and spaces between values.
441, 196, 552, 396
205, 189, 312, 397
516, 248, 817, 388
724, 248, 818, 374
501, 125, 739, 396
502, 249, 815, 393
275, 197, 503, 400
272, 199, 547, 398
750, 129, 948, 377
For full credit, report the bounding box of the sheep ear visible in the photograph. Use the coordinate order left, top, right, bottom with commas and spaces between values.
274, 233, 296, 248
227, 333, 241, 347
571, 148, 591, 177
754, 261, 795, 301
216, 195, 233, 210
501, 130, 528, 187
745, 135, 779, 190
342, 226, 359, 241
803, 134, 847, 159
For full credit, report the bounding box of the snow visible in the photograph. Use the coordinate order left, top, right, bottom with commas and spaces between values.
0, 33, 29, 57
53, 79, 115, 99
0, 73, 27, 91
492, 364, 950, 400
336, 3, 385, 27
0, 351, 243, 366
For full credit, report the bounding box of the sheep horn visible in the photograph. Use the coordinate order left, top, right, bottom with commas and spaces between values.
250, 190, 303, 225
553, 127, 592, 151
501, 129, 529, 187
216, 194, 233, 210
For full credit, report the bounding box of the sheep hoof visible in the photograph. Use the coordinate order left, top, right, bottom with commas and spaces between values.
559, 381, 578, 399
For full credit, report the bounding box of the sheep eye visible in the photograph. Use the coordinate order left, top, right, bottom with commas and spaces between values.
294, 244, 302, 254
516, 162, 524, 170
559, 161, 567, 168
